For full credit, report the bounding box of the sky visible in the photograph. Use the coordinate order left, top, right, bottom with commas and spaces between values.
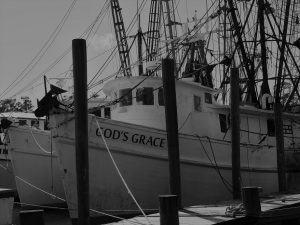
0, 0, 206, 105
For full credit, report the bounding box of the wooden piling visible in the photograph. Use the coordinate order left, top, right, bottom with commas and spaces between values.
72, 38, 90, 225
230, 67, 241, 199
43, 75, 47, 95
242, 187, 261, 217
274, 102, 287, 192
159, 195, 179, 225
162, 58, 182, 207
19, 210, 45, 225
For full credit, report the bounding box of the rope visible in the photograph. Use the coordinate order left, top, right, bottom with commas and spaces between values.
14, 202, 68, 210
195, 135, 233, 194
0, 162, 12, 173
15, 175, 65, 202
94, 117, 152, 225
30, 129, 56, 154
225, 204, 245, 218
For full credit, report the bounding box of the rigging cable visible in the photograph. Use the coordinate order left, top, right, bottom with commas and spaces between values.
0, 0, 78, 100
8, 0, 110, 99
94, 118, 152, 225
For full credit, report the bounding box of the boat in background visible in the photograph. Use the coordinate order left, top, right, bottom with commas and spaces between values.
0, 112, 48, 192
0, 120, 15, 190
3, 112, 66, 207
5, 95, 110, 208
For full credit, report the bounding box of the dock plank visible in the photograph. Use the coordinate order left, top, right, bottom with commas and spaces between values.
107, 193, 300, 225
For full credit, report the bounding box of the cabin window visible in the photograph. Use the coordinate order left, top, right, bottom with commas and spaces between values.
283, 124, 293, 134
267, 119, 275, 136
31, 120, 39, 128
136, 87, 154, 105
104, 108, 111, 119
194, 95, 202, 111
219, 114, 228, 133
19, 120, 27, 126
92, 108, 102, 117
205, 93, 212, 104
158, 88, 164, 106
119, 88, 132, 106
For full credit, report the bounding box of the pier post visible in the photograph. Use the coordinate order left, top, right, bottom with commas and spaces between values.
231, 68, 241, 199
19, 210, 45, 225
274, 102, 287, 192
242, 187, 261, 217
159, 195, 179, 225
72, 39, 90, 225
162, 58, 182, 207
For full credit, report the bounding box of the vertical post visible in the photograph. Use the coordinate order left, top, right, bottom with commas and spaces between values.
274, 102, 286, 192
162, 58, 182, 207
242, 187, 261, 217
159, 195, 179, 225
19, 210, 45, 225
72, 39, 90, 225
273, 0, 290, 193
43, 75, 48, 95
231, 68, 241, 199
43, 75, 49, 128
137, 14, 143, 76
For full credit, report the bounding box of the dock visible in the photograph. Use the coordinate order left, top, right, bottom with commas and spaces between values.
106, 193, 300, 225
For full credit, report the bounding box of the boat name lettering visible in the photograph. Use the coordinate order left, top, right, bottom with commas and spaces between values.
96, 128, 165, 148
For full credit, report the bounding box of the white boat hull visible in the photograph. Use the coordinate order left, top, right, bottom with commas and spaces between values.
51, 113, 300, 219
0, 154, 15, 190
8, 126, 65, 206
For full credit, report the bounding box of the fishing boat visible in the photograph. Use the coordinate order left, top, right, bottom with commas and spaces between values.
0, 113, 16, 191
35, 0, 300, 221
0, 112, 50, 192
3, 112, 66, 207
4, 88, 110, 208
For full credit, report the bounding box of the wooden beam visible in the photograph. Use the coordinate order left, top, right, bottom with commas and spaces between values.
72, 38, 90, 225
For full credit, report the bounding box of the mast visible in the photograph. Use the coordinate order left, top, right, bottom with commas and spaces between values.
164, 0, 176, 61
160, 0, 181, 77
227, 0, 258, 105
274, 0, 291, 192
137, 14, 144, 75
110, 0, 132, 77
146, 0, 161, 63
258, 0, 270, 96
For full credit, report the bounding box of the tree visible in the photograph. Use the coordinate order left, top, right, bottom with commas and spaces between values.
0, 97, 34, 113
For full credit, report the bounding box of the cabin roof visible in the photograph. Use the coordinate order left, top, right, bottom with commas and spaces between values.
103, 76, 217, 96
0, 112, 45, 120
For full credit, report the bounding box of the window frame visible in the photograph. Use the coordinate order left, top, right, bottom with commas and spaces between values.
194, 95, 202, 112
119, 88, 133, 107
